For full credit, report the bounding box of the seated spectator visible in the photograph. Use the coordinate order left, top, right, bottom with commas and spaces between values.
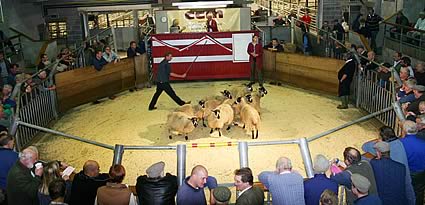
264, 38, 284, 52
370, 141, 413, 205
48, 179, 68, 205
69, 160, 109, 205
401, 56, 415, 77
414, 63, 425, 86
397, 79, 417, 104
170, 19, 186, 33
95, 164, 137, 205
330, 147, 378, 204
403, 85, 425, 116
234, 167, 263, 205
362, 51, 378, 72
127, 41, 144, 58
399, 120, 425, 205
0, 51, 11, 87
399, 67, 412, 86
7, 146, 43, 205
390, 11, 409, 38
38, 54, 51, 71
102, 46, 119, 63
407, 11, 425, 42
377, 62, 392, 88
92, 50, 108, 71
136, 161, 178, 205
259, 157, 304, 204
320, 189, 338, 205
392, 52, 403, 74
304, 154, 338, 205
213, 186, 231, 205
350, 174, 382, 205
38, 161, 71, 205
83, 42, 95, 67
176, 165, 217, 205
0, 132, 18, 191
273, 15, 285, 26
2, 84, 16, 108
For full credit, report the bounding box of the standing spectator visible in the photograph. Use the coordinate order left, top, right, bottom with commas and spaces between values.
301, 10, 312, 31
0, 133, 18, 191
330, 147, 378, 205
392, 52, 403, 74
333, 19, 345, 42
69, 160, 109, 205
287, 9, 297, 24
148, 52, 190, 111
302, 24, 313, 56
401, 56, 415, 77
95, 164, 137, 205
397, 79, 416, 103
259, 157, 305, 205
234, 167, 263, 205
304, 155, 338, 205
356, 45, 368, 67
370, 141, 412, 205
206, 11, 219, 32
362, 51, 378, 72
247, 35, 263, 87
358, 19, 371, 39
0, 51, 11, 87
320, 189, 338, 205
337, 53, 356, 109
38, 54, 51, 71
365, 8, 383, 51
390, 11, 410, 39
352, 14, 363, 33
102, 46, 119, 63
6, 146, 43, 205
176, 165, 217, 205
38, 161, 71, 205
48, 179, 68, 205
273, 15, 285, 26
399, 121, 425, 205
350, 174, 382, 205
83, 42, 95, 67
318, 21, 332, 57
92, 50, 108, 71
136, 161, 178, 205
213, 186, 231, 205
414, 63, 425, 86
0, 30, 16, 53
127, 41, 144, 58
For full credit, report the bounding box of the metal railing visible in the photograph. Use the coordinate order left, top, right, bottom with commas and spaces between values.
383, 21, 425, 60
10, 62, 59, 150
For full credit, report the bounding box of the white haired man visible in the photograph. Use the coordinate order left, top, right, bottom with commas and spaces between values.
6, 146, 43, 205
400, 120, 425, 205
304, 154, 338, 205
259, 157, 305, 204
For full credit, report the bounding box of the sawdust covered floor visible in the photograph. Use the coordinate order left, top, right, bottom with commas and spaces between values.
33, 80, 381, 185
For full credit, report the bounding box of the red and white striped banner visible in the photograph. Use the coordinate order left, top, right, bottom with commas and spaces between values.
151, 31, 257, 80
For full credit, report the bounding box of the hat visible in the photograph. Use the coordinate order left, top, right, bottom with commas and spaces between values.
213, 186, 231, 203
146, 161, 165, 178
313, 154, 330, 173
412, 85, 425, 92
351, 173, 371, 193
373, 141, 390, 153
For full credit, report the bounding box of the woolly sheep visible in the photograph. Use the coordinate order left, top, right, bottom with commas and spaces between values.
234, 97, 261, 139
166, 111, 198, 140
198, 99, 222, 127
207, 103, 234, 137
245, 86, 268, 114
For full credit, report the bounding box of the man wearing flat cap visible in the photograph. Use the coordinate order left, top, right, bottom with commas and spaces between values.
351, 174, 382, 205
136, 161, 178, 205
304, 154, 338, 205
370, 141, 413, 205
213, 186, 231, 204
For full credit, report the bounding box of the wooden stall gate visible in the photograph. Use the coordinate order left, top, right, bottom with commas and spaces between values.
263, 50, 345, 95
55, 54, 149, 113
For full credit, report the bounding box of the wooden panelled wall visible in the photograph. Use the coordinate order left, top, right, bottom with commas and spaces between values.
263, 50, 345, 95
55, 54, 149, 113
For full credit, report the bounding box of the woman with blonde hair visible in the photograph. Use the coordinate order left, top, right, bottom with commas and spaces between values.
38, 161, 71, 205
320, 189, 338, 205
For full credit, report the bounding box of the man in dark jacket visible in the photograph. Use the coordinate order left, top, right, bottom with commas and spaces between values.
136, 161, 178, 205
6, 146, 43, 205
69, 160, 109, 205
365, 9, 383, 51
234, 167, 264, 205
337, 53, 356, 109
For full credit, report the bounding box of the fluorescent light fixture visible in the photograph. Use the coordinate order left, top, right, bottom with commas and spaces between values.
172, 1, 233, 9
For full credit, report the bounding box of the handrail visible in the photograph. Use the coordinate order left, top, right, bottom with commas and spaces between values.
8, 27, 40, 42
382, 10, 402, 23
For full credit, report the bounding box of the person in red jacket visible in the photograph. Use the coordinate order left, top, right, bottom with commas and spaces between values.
247, 35, 263, 87
206, 12, 219, 32
301, 10, 312, 32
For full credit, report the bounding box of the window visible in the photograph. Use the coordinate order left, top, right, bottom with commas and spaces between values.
48, 21, 67, 39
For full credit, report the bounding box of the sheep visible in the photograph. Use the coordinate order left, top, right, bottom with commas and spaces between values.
245, 86, 268, 114
207, 103, 234, 137
198, 99, 222, 127
166, 112, 198, 140
233, 97, 261, 139
221, 84, 253, 100
175, 104, 195, 115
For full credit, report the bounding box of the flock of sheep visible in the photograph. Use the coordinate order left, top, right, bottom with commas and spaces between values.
166, 84, 268, 140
